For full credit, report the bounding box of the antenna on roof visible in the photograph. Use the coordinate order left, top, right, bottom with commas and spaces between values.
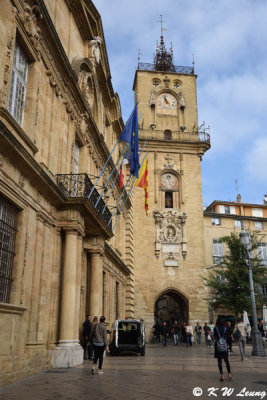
138, 49, 142, 62
235, 179, 239, 196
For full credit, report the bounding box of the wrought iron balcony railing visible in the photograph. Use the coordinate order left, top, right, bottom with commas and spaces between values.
137, 62, 194, 75
56, 173, 112, 230
139, 129, 210, 144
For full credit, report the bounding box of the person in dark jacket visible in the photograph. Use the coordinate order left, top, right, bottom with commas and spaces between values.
83, 314, 92, 360
173, 320, 180, 345
214, 318, 232, 382
153, 321, 161, 344
225, 321, 234, 353
161, 321, 168, 347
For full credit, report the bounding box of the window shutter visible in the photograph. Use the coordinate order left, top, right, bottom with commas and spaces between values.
230, 206, 235, 214
219, 205, 225, 214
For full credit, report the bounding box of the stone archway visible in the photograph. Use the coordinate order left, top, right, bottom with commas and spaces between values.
154, 290, 188, 326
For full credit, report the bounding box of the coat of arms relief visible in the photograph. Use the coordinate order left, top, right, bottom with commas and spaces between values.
153, 210, 187, 266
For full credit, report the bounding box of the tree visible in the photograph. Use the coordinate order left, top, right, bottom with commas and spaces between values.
204, 232, 266, 317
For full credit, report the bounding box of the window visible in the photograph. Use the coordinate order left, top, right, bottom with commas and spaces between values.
257, 243, 267, 266
252, 208, 263, 218
9, 42, 29, 125
213, 239, 223, 264
164, 130, 172, 140
255, 221, 263, 230
0, 196, 19, 303
235, 220, 242, 228
165, 192, 173, 208
219, 205, 235, 215
212, 217, 221, 226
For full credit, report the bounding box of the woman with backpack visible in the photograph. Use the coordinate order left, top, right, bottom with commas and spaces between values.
214, 318, 232, 382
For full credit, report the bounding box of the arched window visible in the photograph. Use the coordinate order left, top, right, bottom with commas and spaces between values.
164, 130, 172, 140
159, 173, 180, 209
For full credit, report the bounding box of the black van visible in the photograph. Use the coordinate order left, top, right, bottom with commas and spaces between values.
109, 319, 146, 356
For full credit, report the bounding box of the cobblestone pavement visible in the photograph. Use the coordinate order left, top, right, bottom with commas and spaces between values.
1, 343, 267, 400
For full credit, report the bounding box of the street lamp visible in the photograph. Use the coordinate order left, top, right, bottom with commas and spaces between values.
239, 229, 265, 356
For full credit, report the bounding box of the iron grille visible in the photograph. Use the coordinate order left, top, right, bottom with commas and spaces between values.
56, 174, 112, 230
137, 62, 194, 75
0, 196, 18, 303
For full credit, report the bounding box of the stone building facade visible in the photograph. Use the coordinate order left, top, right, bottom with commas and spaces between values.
204, 196, 267, 321
0, 0, 134, 386
132, 36, 211, 337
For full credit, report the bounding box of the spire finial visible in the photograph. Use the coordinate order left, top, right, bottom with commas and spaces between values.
157, 14, 166, 40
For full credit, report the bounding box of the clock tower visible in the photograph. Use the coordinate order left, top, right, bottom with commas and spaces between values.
132, 32, 211, 337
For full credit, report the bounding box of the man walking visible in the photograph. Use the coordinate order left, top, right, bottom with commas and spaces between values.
83, 314, 92, 360
195, 322, 202, 345
91, 315, 109, 375
173, 320, 180, 345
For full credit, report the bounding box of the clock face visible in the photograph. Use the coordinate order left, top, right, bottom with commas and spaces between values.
157, 93, 177, 115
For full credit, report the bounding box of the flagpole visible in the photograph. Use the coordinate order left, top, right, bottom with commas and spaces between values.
94, 142, 128, 208
101, 147, 128, 213
108, 141, 147, 226
88, 137, 121, 200
112, 152, 148, 232
88, 100, 140, 200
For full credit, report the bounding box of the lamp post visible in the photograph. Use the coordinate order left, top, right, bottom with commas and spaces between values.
239, 229, 265, 356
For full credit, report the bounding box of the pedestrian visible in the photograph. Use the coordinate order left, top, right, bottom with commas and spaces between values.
91, 315, 109, 375
173, 320, 180, 345
153, 320, 161, 344
181, 322, 187, 343
258, 319, 266, 347
234, 317, 248, 361
209, 321, 215, 339
204, 322, 209, 345
194, 322, 202, 345
225, 321, 234, 353
82, 314, 92, 360
185, 321, 193, 347
207, 327, 212, 348
161, 321, 168, 347
214, 318, 232, 382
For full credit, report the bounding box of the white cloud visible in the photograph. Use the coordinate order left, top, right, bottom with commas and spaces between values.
244, 138, 267, 183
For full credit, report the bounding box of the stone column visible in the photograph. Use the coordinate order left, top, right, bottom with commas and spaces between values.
89, 251, 103, 318
74, 234, 83, 341
50, 229, 83, 368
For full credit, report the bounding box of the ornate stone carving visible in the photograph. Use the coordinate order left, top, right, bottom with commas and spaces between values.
89, 37, 102, 64
153, 210, 187, 263
163, 153, 175, 169
19, 2, 43, 58
78, 72, 94, 109
1, 35, 15, 106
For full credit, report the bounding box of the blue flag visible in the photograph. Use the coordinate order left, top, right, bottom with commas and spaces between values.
119, 104, 139, 178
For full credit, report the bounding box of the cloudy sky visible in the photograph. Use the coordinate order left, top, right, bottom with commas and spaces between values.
96, 0, 267, 207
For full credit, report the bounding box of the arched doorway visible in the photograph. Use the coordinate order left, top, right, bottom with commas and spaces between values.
154, 290, 188, 326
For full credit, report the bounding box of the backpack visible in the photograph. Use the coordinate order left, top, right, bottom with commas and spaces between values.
233, 329, 241, 340
216, 327, 228, 352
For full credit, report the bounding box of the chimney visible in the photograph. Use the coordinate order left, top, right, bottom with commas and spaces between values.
264, 194, 267, 205
236, 194, 242, 203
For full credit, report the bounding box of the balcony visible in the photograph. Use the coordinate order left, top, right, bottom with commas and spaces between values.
137, 62, 194, 75
56, 173, 112, 233
139, 129, 210, 145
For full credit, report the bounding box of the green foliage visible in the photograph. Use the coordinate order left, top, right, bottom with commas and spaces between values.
204, 232, 266, 316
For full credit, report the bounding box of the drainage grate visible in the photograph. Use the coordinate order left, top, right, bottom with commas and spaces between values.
253, 381, 267, 386
45, 370, 69, 373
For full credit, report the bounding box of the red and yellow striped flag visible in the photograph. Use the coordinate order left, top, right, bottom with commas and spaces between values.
134, 157, 148, 215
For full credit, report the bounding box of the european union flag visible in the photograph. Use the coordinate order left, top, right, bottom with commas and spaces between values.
119, 104, 139, 178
